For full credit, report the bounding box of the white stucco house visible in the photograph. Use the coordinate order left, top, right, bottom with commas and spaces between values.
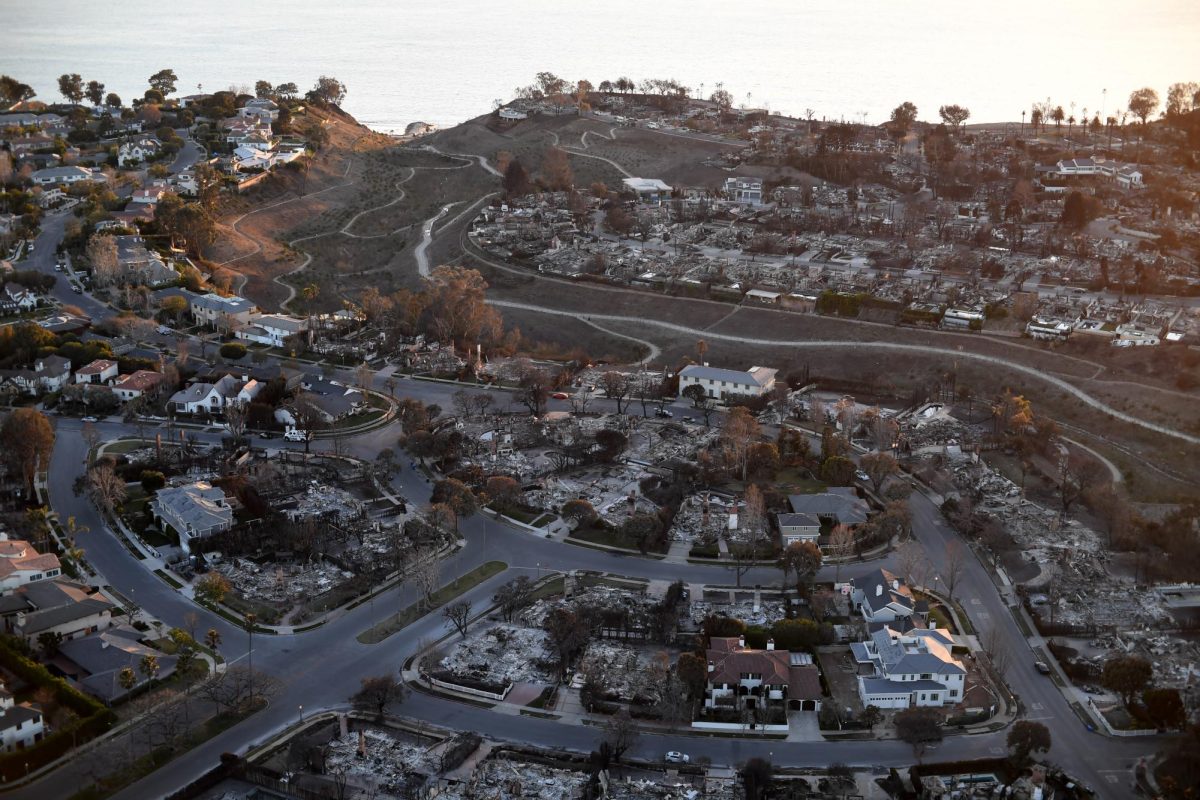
678, 364, 777, 402
234, 313, 309, 347
150, 481, 233, 553
0, 686, 44, 752
852, 625, 966, 709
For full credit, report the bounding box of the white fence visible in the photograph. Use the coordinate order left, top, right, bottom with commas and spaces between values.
427, 675, 512, 701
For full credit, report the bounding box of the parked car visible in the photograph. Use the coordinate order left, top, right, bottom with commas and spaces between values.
71, 283, 82, 293
855, 469, 869, 481
156, 325, 172, 335
550, 392, 569, 400
284, 428, 308, 442
1034, 661, 1052, 674
665, 751, 689, 764
80, 416, 98, 423
655, 408, 673, 418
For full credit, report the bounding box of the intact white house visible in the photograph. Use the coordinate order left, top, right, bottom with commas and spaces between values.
150, 482, 233, 553
113, 370, 164, 402
723, 176, 764, 205
30, 166, 97, 186
0, 686, 43, 752
852, 624, 966, 709
235, 313, 309, 347
74, 359, 119, 385
117, 138, 160, 167
678, 364, 777, 402
168, 374, 259, 415
190, 293, 256, 327
850, 568, 925, 624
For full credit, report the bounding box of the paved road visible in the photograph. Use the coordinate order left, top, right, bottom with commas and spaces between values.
9, 206, 1157, 796
15, 385, 1154, 799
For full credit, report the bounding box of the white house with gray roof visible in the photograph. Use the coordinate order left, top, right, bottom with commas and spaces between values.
30, 165, 98, 186
678, 364, 777, 401
190, 292, 256, 327
150, 481, 233, 553
234, 313, 309, 347
850, 567, 927, 624
851, 624, 966, 709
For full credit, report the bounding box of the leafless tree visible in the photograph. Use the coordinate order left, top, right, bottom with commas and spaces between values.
828, 524, 857, 583
224, 402, 249, 439
411, 548, 441, 611
895, 539, 931, 590
600, 371, 631, 414
982, 624, 1011, 676
603, 709, 641, 762
942, 539, 967, 602
87, 462, 127, 516
443, 599, 472, 637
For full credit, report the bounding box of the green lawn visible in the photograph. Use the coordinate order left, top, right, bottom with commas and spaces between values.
333, 409, 385, 429
101, 439, 154, 455
570, 524, 669, 554
357, 560, 507, 644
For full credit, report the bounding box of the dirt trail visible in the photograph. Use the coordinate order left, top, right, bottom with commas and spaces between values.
489, 299, 1200, 447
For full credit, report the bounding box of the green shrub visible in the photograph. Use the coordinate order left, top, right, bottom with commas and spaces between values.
219, 343, 247, 360
140, 470, 166, 492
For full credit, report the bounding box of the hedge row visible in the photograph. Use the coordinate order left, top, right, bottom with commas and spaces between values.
0, 637, 117, 780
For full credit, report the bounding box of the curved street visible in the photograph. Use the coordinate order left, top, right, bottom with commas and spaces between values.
10, 369, 1156, 799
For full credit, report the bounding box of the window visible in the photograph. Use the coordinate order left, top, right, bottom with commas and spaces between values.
920, 673, 932, 680
949, 689, 958, 697
920, 693, 926, 701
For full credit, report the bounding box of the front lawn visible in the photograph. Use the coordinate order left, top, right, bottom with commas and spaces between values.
357, 560, 507, 644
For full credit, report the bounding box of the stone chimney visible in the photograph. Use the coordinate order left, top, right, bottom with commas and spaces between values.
738, 635, 745, 649
892, 579, 900, 590
707, 660, 714, 673
766, 639, 775, 651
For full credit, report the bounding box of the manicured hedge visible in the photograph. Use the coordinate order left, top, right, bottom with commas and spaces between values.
0, 637, 116, 780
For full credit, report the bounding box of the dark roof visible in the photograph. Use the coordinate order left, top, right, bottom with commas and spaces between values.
787, 487, 869, 525
787, 664, 822, 701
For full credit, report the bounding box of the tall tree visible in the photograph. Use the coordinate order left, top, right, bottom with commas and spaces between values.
57, 73, 84, 104
148, 69, 178, 96
1007, 720, 1052, 766
0, 75, 36, 106
85, 80, 105, 107
1, 409, 55, 496
503, 158, 531, 198
895, 706, 943, 763
1127, 87, 1160, 125
888, 101, 918, 146
937, 104, 970, 134
539, 147, 573, 191
308, 75, 347, 106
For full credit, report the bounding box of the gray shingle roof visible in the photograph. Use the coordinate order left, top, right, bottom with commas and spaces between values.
679, 364, 776, 387
787, 487, 869, 525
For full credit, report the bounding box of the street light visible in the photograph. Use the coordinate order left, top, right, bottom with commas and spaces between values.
298, 704, 303, 722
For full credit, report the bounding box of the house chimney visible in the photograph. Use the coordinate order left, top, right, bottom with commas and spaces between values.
738, 635, 745, 649
707, 660, 714, 673
766, 639, 775, 651
876, 584, 883, 597
892, 579, 899, 590
100, 638, 109, 649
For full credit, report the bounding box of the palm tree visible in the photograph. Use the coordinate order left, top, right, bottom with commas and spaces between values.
139, 654, 160, 694
1052, 106, 1065, 132
696, 339, 708, 364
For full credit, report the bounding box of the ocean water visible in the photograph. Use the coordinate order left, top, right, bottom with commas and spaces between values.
1, 0, 1197, 132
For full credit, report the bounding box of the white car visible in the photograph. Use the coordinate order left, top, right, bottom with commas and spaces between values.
665, 751, 689, 764
157, 325, 173, 335
80, 416, 98, 423
855, 469, 869, 482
